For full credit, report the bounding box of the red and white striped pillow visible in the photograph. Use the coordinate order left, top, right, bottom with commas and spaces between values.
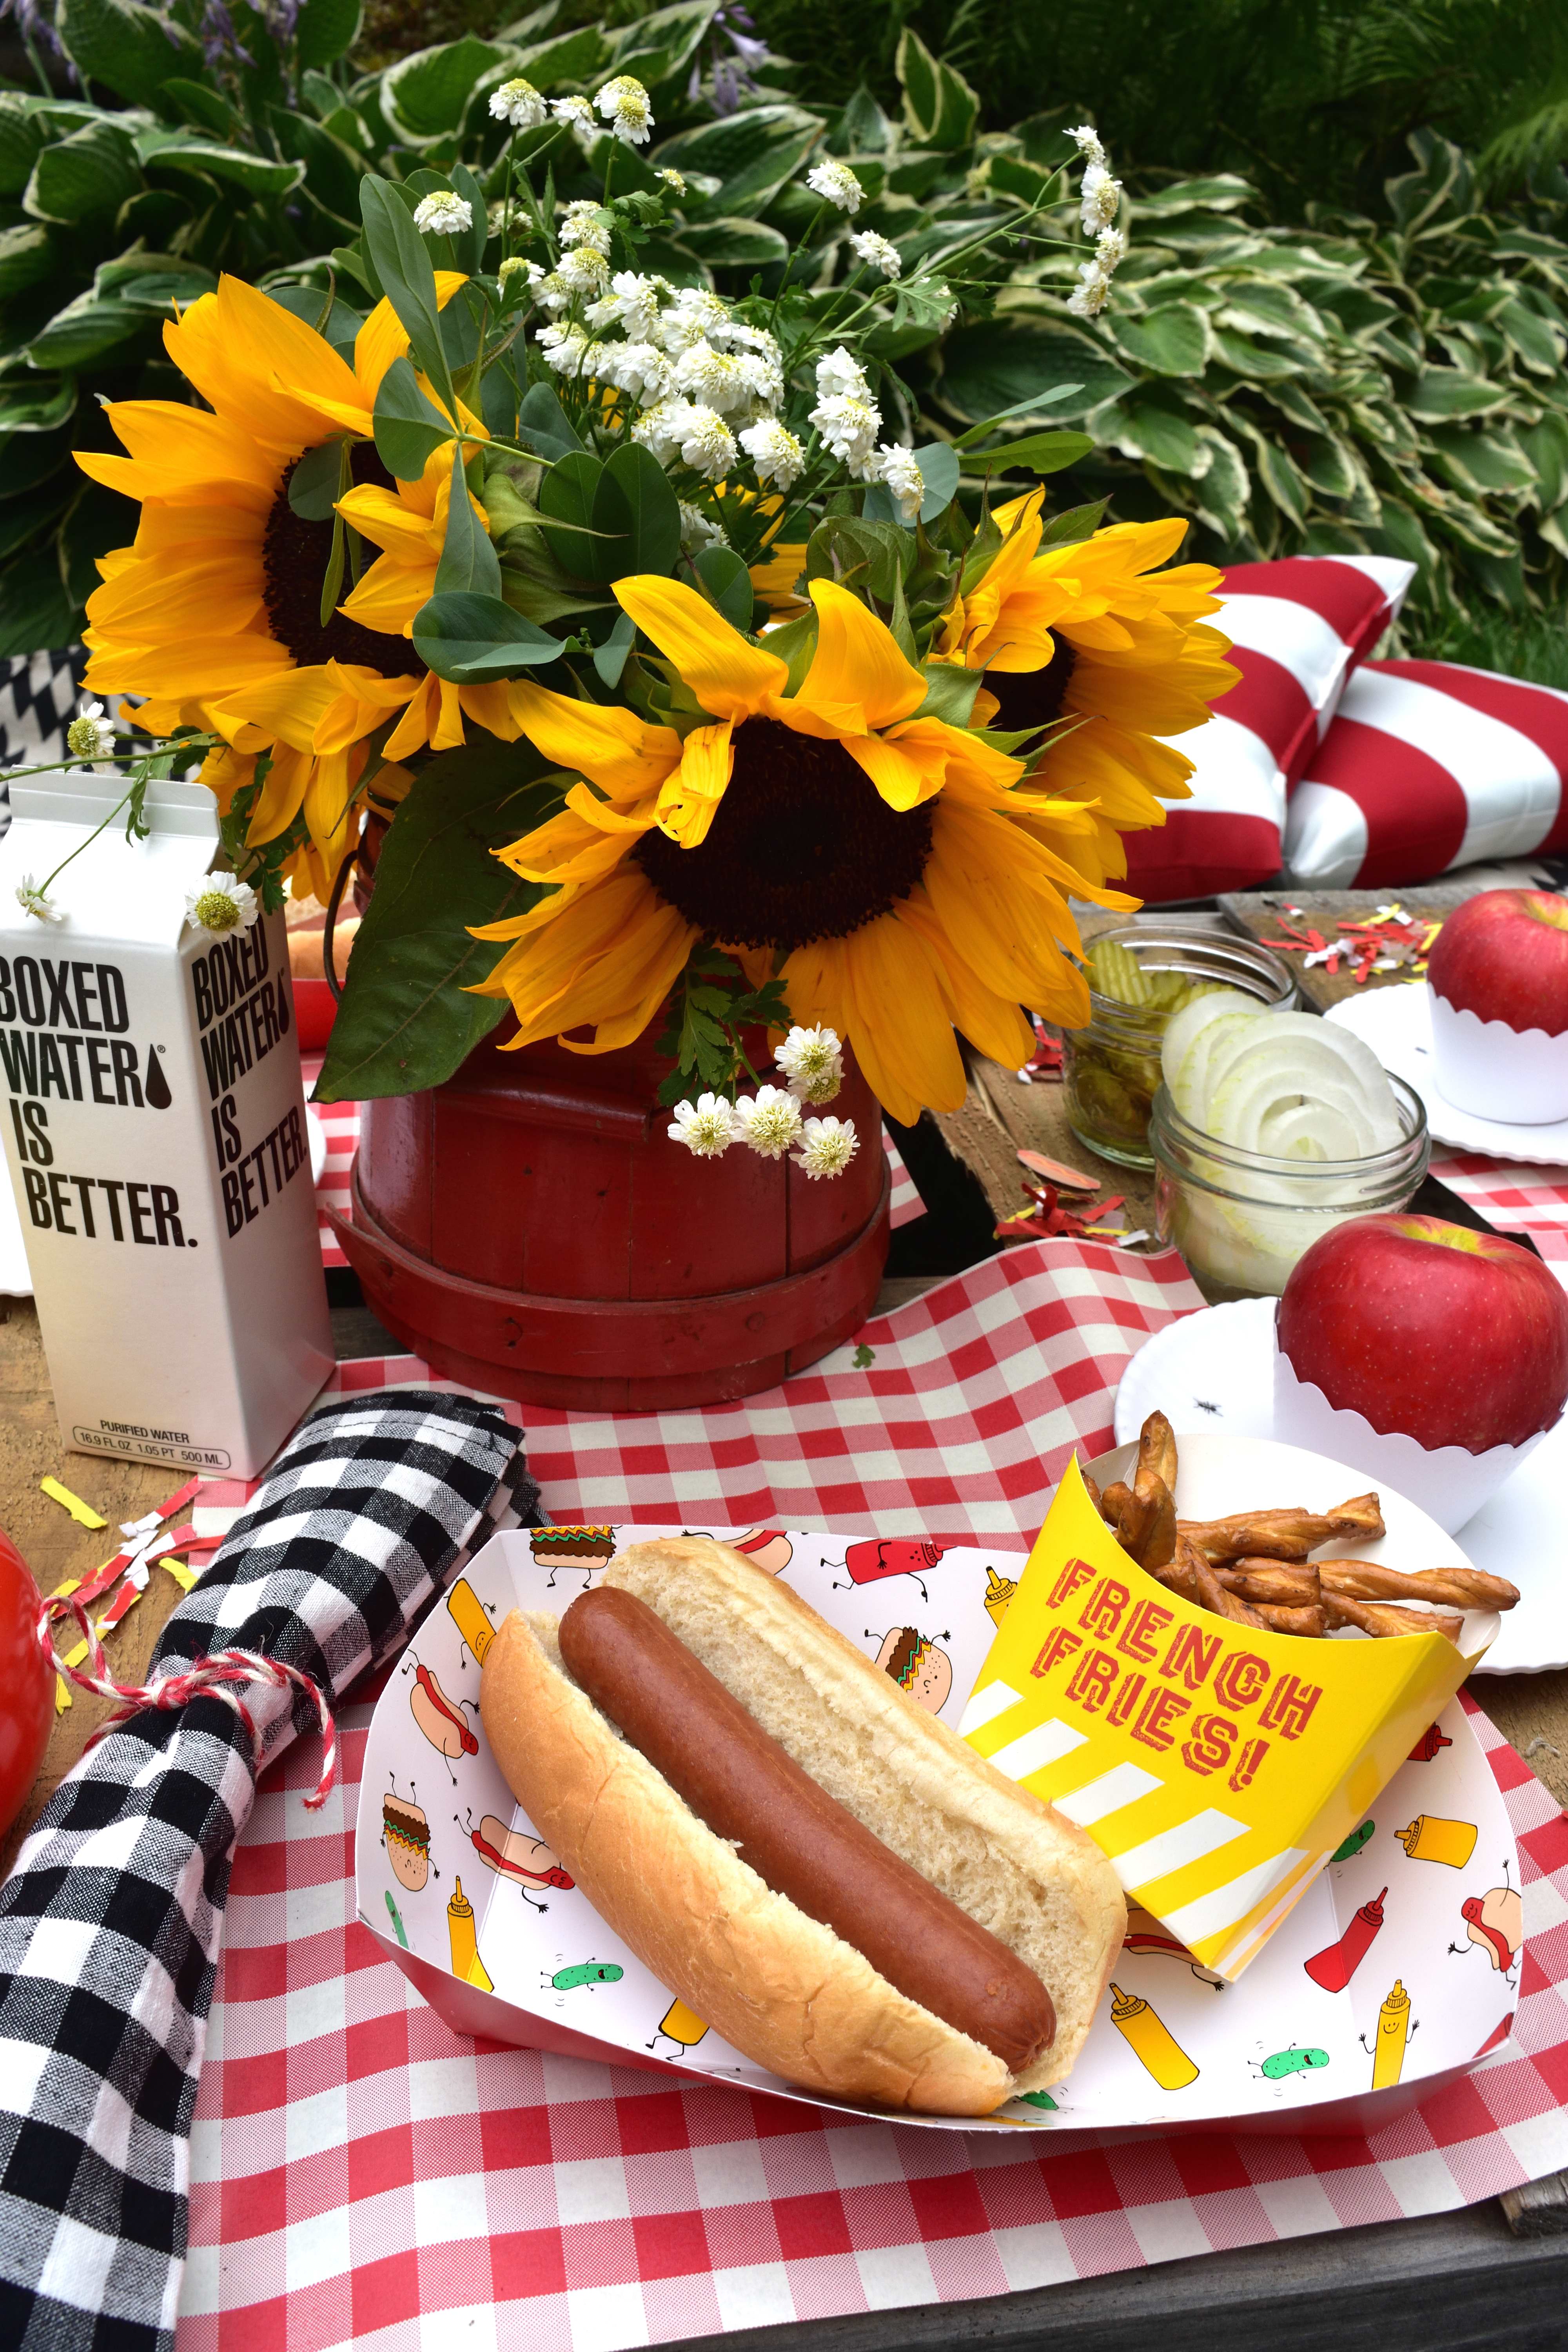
1122, 554, 1416, 902
1283, 659, 1568, 888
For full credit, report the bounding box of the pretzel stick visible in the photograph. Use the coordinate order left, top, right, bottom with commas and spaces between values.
1216, 1561, 1323, 1608
1103, 1478, 1156, 1561
1325, 1593, 1464, 1644
1130, 1416, 1178, 1570
1251, 1602, 1328, 1639
1081, 1470, 1105, 1517
1316, 1560, 1519, 1612
1178, 1494, 1385, 1563
1138, 1411, 1178, 1495
1183, 1536, 1268, 1628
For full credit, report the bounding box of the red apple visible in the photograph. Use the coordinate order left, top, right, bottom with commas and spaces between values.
1426, 889, 1568, 1037
1277, 1213, 1568, 1454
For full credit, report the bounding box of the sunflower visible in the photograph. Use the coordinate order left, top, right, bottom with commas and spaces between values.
936, 494, 1239, 886
474, 574, 1136, 1122
76, 272, 508, 899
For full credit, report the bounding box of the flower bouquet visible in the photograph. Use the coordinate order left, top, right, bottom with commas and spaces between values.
59, 78, 1236, 1403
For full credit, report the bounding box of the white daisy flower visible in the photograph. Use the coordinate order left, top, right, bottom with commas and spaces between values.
736, 347, 784, 407
588, 269, 666, 339
1068, 122, 1106, 168
599, 340, 673, 403
875, 442, 924, 519
497, 255, 539, 293
733, 1086, 804, 1160
793, 1115, 859, 1179
1096, 225, 1127, 271
595, 73, 653, 145
814, 345, 870, 404
657, 166, 686, 194
15, 875, 61, 924
673, 338, 756, 415
673, 402, 737, 479
558, 245, 610, 296
560, 200, 611, 251
412, 191, 472, 237
185, 875, 258, 938
727, 319, 783, 363
806, 158, 863, 214
849, 229, 901, 279
1066, 260, 1112, 319
738, 416, 805, 490
668, 1093, 735, 1157
538, 321, 593, 376
66, 699, 115, 761
657, 289, 730, 354
631, 399, 686, 463
551, 95, 596, 141
489, 76, 546, 129
1079, 160, 1122, 235
678, 499, 725, 555
532, 270, 575, 314
809, 391, 882, 478
775, 1024, 843, 1104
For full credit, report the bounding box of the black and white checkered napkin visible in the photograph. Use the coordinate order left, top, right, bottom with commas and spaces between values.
0, 1390, 539, 2352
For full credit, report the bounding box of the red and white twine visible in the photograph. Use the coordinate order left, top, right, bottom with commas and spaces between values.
36, 1557, 338, 1809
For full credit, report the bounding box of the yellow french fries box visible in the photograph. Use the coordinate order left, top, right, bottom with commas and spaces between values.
960, 1437, 1496, 1981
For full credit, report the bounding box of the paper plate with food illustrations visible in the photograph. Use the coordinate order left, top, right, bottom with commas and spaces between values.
356, 1507, 1517, 2139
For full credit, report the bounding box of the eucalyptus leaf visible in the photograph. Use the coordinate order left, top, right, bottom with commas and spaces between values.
412, 590, 563, 679
288, 439, 349, 521
516, 380, 585, 463
593, 608, 636, 688
964, 430, 1094, 474
373, 353, 457, 480
360, 173, 455, 407
593, 442, 681, 579
692, 543, 753, 629
435, 448, 503, 599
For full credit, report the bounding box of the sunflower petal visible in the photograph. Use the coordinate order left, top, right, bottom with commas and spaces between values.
614, 575, 786, 719
840, 911, 966, 1121
842, 729, 940, 812
511, 679, 681, 797
799, 579, 925, 728
653, 720, 734, 847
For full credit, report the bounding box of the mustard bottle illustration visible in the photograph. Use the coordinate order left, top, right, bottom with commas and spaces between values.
1371, 1978, 1411, 2088
983, 1566, 1017, 1630
446, 1578, 495, 1668
648, 1998, 709, 2054
1396, 1815, 1477, 1870
1108, 1984, 1199, 2091
446, 1875, 492, 1988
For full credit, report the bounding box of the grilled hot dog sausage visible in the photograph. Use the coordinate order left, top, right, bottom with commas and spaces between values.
558, 1585, 1055, 2074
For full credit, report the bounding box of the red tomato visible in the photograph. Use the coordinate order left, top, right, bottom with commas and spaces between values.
0, 1527, 51, 1841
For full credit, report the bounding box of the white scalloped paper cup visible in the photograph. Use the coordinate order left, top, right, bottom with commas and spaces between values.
1430, 991, 1568, 1125
1272, 1340, 1556, 1534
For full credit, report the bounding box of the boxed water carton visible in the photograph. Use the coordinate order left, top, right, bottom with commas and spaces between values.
0, 771, 332, 1475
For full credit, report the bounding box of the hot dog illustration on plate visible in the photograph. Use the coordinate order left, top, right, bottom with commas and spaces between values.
1122, 1908, 1225, 1988
832, 1538, 952, 1601
1450, 1864, 1523, 1982
679, 1528, 793, 1573
868, 1626, 953, 1714
382, 1778, 436, 1891
460, 1807, 573, 1909
401, 1654, 478, 1782
530, 1526, 618, 1589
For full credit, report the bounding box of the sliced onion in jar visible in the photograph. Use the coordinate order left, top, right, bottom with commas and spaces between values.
1161, 995, 1265, 1120
1199, 1014, 1404, 1150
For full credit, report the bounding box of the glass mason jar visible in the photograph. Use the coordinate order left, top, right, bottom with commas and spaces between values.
1150, 1074, 1431, 1302
1057, 925, 1296, 1171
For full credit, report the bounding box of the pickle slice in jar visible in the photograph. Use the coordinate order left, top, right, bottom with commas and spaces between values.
1087, 938, 1153, 1005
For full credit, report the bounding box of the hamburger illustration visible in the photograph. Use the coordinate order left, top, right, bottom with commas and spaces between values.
384, 1786, 432, 1891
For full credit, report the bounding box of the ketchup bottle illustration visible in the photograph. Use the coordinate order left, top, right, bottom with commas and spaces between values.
1304, 1886, 1387, 1993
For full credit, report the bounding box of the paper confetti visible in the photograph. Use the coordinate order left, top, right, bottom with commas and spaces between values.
40, 1477, 106, 1530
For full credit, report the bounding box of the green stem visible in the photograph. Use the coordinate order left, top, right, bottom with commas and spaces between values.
20, 737, 224, 909
768, 200, 831, 331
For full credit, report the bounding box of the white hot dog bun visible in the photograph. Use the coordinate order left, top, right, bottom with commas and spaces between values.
480, 1537, 1125, 2116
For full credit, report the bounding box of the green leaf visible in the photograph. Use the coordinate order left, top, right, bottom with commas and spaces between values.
0, 96, 49, 199
1037, 499, 1108, 545
26, 294, 149, 370
1407, 368, 1511, 421
272, 106, 366, 228
652, 103, 821, 217
1130, 174, 1254, 218
137, 131, 306, 196
360, 174, 454, 405
1110, 301, 1212, 378
593, 608, 635, 689
382, 36, 508, 145
0, 480, 73, 564
965, 430, 1093, 474
675, 215, 789, 269
288, 438, 348, 521
910, 663, 982, 726
1427, 426, 1536, 497
516, 380, 586, 463
895, 26, 979, 150
911, 439, 960, 517
56, 0, 203, 107
1102, 389, 1201, 474
0, 377, 77, 435
540, 450, 612, 580
937, 319, 1131, 426
593, 441, 681, 579
24, 121, 142, 225
0, 421, 74, 494
606, 0, 717, 91
412, 590, 563, 679
160, 79, 240, 137
0, 548, 74, 656
94, 251, 217, 309
297, 0, 362, 69
435, 448, 502, 598
507, 23, 609, 90
0, 223, 54, 301
315, 737, 565, 1102
1191, 426, 1251, 541
692, 543, 753, 629
373, 353, 457, 480
951, 385, 1082, 450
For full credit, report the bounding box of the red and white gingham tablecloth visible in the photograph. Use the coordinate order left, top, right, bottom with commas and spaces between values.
179, 1215, 1568, 2350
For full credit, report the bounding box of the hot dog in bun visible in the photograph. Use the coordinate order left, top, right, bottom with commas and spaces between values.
480, 1537, 1125, 2116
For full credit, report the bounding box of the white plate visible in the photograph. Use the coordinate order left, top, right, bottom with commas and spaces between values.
1326, 984, 1568, 1164
0, 1103, 328, 1303
1115, 1299, 1567, 1674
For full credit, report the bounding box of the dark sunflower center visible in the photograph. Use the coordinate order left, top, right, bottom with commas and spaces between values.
261, 448, 399, 671
983, 638, 1077, 735
633, 716, 935, 953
